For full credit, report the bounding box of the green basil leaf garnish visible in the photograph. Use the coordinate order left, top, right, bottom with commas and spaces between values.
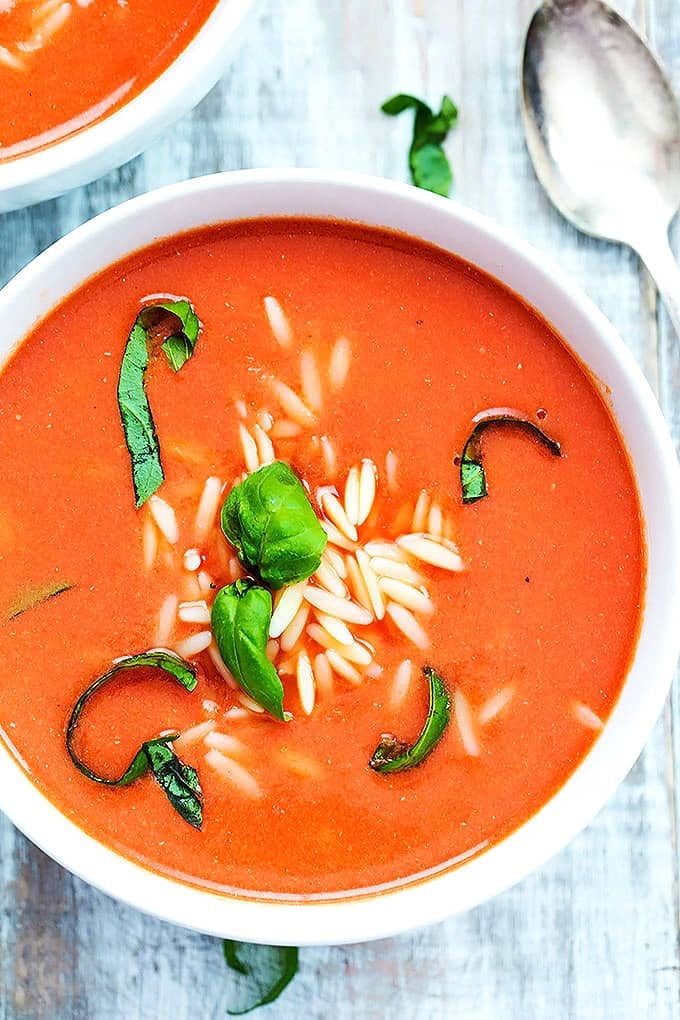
66, 650, 202, 829
6, 580, 73, 621
117, 300, 201, 508
460, 409, 562, 504
460, 460, 487, 503
143, 738, 203, 829
158, 300, 201, 372
223, 941, 299, 1015
381, 92, 458, 196
370, 665, 451, 773
211, 579, 289, 721
221, 461, 327, 590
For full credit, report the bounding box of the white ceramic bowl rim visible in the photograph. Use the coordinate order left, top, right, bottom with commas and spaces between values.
0, 0, 253, 196
0, 170, 678, 946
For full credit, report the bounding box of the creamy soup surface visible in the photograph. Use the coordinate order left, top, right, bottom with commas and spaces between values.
0, 220, 643, 897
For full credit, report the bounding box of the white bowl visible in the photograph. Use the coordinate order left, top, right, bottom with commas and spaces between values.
0, 0, 253, 213
0, 170, 678, 945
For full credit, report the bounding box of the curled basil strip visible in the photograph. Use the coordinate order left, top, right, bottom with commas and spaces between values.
381, 92, 458, 196
223, 941, 299, 1016
157, 300, 201, 372
6, 580, 74, 621
460, 408, 562, 504
221, 461, 327, 590
66, 651, 203, 829
370, 666, 451, 773
211, 579, 288, 721
117, 300, 201, 508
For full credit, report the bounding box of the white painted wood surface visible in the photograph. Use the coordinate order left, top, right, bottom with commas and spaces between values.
0, 1, 678, 1017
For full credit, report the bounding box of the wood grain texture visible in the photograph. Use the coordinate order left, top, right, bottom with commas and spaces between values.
0, 1, 678, 1017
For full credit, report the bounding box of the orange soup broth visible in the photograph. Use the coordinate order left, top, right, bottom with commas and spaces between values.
0, 220, 644, 897
0, 0, 219, 160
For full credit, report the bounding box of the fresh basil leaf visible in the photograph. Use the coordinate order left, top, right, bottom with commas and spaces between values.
381, 92, 430, 117
410, 143, 452, 198
460, 460, 487, 503
145, 738, 203, 829
117, 317, 163, 508
211, 579, 288, 721
438, 94, 458, 126
66, 651, 202, 829
117, 300, 201, 508
370, 666, 451, 773
224, 940, 250, 976
460, 409, 562, 504
382, 92, 458, 196
6, 580, 73, 621
223, 941, 299, 1015
157, 300, 201, 373
221, 461, 327, 590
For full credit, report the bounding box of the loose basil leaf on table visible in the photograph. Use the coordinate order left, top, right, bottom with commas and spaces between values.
223, 941, 299, 1015
370, 665, 451, 773
460, 409, 562, 504
117, 300, 201, 508
211, 579, 289, 721
66, 650, 203, 829
6, 580, 74, 621
221, 461, 327, 589
381, 92, 458, 196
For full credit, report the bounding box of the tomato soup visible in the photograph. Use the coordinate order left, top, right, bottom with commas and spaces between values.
0, 0, 219, 160
0, 220, 644, 897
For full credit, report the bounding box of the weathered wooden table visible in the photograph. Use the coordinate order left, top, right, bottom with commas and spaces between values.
1, 1, 678, 1017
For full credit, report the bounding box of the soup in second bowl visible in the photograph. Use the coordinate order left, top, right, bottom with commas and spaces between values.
0, 219, 643, 897
0, 0, 219, 160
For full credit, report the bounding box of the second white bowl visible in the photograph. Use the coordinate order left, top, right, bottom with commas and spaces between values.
0, 0, 253, 212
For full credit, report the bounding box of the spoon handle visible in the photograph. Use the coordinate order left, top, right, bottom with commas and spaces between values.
634, 230, 680, 340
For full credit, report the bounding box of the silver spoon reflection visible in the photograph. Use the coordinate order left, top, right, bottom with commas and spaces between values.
521, 0, 680, 338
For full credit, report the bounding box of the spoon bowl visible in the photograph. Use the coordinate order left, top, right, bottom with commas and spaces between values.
522, 0, 680, 333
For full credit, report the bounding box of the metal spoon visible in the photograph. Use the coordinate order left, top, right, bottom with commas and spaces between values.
521, 0, 680, 336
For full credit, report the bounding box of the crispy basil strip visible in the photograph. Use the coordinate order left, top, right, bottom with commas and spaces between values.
223, 941, 299, 1015
221, 461, 327, 590
370, 665, 451, 773
117, 300, 201, 508
6, 580, 73, 621
381, 92, 458, 196
66, 651, 202, 829
460, 409, 562, 504
211, 579, 288, 721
